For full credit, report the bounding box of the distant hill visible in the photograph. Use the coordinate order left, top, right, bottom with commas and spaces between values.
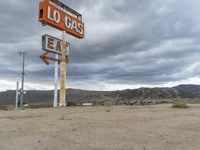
0, 89, 113, 106
174, 84, 200, 98
0, 84, 200, 106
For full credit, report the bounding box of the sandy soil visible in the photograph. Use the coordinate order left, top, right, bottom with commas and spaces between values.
0, 104, 200, 150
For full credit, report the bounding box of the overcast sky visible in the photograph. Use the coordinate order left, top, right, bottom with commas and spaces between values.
0, 0, 200, 91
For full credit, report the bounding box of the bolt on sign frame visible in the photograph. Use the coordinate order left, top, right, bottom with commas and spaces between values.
39, 0, 85, 39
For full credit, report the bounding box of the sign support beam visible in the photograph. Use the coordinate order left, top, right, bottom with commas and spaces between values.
54, 54, 59, 107
15, 82, 19, 110
59, 31, 67, 107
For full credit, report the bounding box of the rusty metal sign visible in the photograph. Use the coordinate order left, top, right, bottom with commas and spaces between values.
39, 0, 85, 39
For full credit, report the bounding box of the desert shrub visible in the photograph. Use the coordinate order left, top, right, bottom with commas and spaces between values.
191, 99, 200, 104
103, 101, 113, 107
67, 102, 76, 107
172, 100, 189, 108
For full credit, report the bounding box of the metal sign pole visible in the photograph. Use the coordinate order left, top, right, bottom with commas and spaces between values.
59, 31, 67, 107
15, 82, 19, 110
53, 54, 59, 107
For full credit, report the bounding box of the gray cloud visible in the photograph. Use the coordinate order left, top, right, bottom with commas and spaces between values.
0, 0, 200, 90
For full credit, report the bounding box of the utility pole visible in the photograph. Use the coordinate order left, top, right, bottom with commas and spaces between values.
18, 51, 28, 108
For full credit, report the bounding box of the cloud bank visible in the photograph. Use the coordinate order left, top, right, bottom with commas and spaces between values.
0, 0, 200, 91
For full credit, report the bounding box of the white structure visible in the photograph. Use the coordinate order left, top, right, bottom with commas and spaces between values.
82, 103, 93, 106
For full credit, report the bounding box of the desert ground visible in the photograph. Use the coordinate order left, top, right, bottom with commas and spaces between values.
0, 104, 200, 150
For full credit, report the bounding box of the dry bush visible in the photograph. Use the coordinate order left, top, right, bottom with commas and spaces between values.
172, 100, 189, 109
191, 99, 200, 104
103, 101, 113, 107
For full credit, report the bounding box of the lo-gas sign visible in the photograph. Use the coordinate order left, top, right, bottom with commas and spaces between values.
39, 0, 85, 39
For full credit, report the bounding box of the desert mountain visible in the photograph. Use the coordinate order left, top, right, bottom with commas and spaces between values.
0, 84, 200, 106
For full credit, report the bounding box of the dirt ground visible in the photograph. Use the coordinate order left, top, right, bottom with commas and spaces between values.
0, 104, 200, 150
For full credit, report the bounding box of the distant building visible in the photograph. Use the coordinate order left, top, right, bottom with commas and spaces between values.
82, 103, 93, 106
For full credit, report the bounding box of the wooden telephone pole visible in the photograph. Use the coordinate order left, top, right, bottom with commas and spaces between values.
59, 31, 67, 107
